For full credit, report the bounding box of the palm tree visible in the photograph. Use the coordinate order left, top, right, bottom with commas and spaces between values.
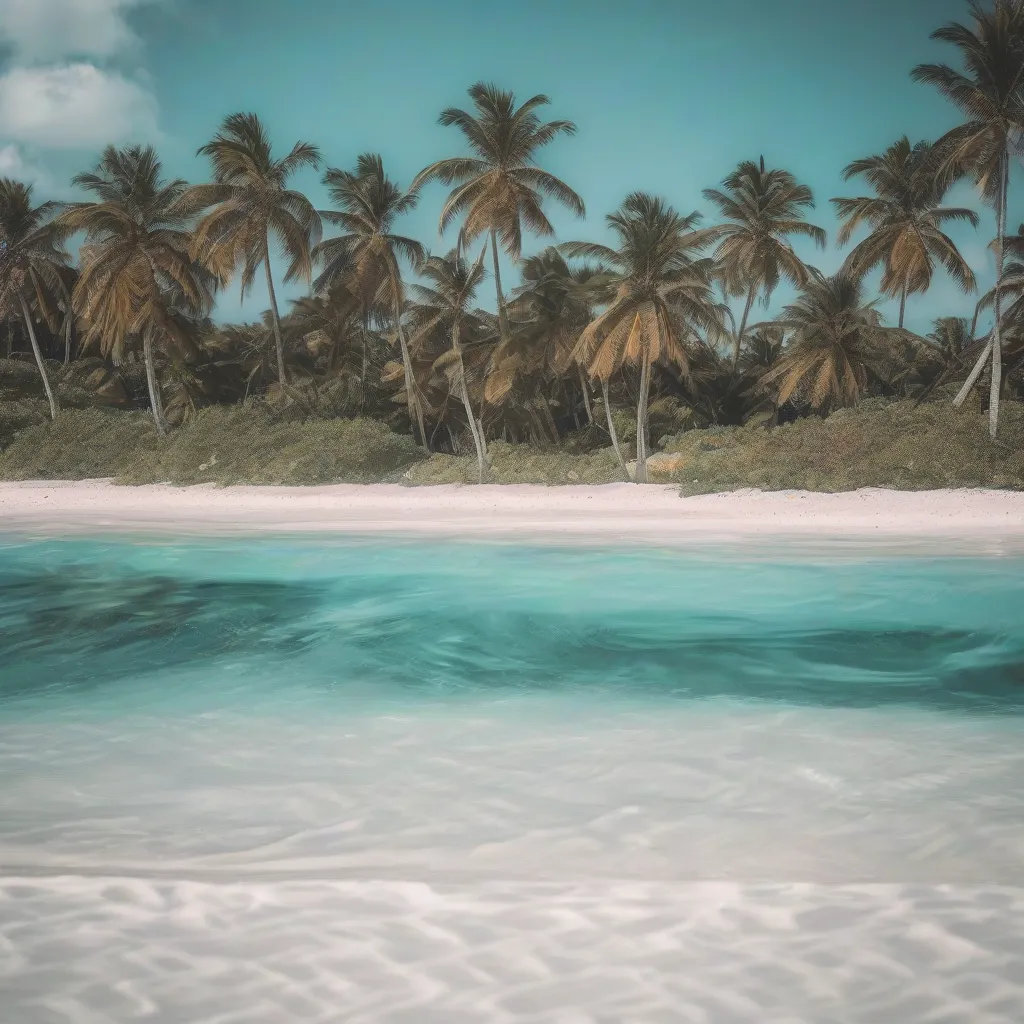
314, 154, 428, 448
912, 0, 1024, 437
59, 145, 215, 435
0, 179, 68, 420
407, 248, 491, 482
832, 137, 979, 328
907, 315, 984, 405
288, 285, 360, 378
562, 193, 726, 483
703, 157, 826, 367
411, 82, 585, 341
762, 270, 910, 411
973, 224, 1024, 326
486, 248, 609, 446
184, 112, 322, 387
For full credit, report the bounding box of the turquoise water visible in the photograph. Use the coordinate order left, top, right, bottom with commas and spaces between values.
2, 536, 1024, 712
3, 536, 1024, 1021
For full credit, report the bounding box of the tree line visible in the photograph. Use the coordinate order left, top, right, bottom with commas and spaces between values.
1, 0, 1023, 483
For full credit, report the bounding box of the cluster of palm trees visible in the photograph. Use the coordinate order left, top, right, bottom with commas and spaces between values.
1, 0, 1023, 483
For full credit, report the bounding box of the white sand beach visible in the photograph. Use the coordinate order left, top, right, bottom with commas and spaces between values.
0, 479, 1023, 551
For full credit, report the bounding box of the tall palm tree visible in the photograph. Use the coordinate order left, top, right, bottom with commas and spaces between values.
183, 112, 322, 387
411, 82, 585, 341
0, 179, 68, 420
407, 248, 491, 482
313, 154, 428, 447
702, 157, 826, 367
562, 193, 726, 483
912, 0, 1024, 437
833, 137, 979, 327
762, 270, 910, 411
59, 145, 215, 435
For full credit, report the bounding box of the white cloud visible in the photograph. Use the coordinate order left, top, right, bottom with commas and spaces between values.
0, 142, 29, 175
0, 0, 157, 63
0, 63, 158, 149
0, 143, 51, 188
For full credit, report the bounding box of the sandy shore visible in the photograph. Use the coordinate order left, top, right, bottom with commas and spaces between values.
0, 480, 1022, 552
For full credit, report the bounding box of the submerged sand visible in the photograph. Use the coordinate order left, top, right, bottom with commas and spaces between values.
0, 480, 1022, 551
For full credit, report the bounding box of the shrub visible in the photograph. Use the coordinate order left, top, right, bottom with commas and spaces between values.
657, 397, 1024, 493
0, 405, 424, 485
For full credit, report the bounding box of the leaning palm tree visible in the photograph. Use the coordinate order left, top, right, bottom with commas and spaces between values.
313, 154, 428, 447
912, 0, 1024, 437
59, 145, 215, 435
411, 82, 585, 341
183, 113, 322, 387
833, 137, 979, 328
762, 270, 910, 411
406, 248, 491, 482
562, 193, 727, 483
703, 157, 826, 367
0, 179, 68, 420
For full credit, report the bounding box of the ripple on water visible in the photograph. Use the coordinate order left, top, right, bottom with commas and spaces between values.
2, 537, 1024, 1020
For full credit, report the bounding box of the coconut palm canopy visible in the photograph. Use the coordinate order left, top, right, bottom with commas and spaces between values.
833, 138, 980, 326
0, 179, 70, 419
762, 271, 907, 410
3, 0, 1024, 457
703, 158, 826, 364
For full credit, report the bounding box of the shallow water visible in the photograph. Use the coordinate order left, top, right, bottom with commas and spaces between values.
2, 536, 1024, 1022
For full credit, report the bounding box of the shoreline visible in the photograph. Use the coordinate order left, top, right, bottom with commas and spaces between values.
1, 480, 1023, 553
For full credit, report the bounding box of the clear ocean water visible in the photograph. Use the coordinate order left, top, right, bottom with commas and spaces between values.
2, 535, 1024, 1022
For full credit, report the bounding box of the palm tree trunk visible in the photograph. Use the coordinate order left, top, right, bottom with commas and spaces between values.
360, 312, 369, 409
602, 377, 630, 481
527, 404, 548, 447
18, 291, 58, 422
898, 285, 908, 330
263, 236, 287, 387
953, 339, 993, 408
989, 148, 1008, 439
56, 278, 74, 365
732, 284, 757, 368
634, 352, 652, 484
539, 394, 560, 445
452, 321, 487, 483
970, 300, 981, 342
392, 284, 428, 451
490, 229, 509, 341
141, 326, 166, 436
578, 364, 594, 424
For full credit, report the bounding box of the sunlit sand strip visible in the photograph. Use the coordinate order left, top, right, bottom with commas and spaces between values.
1, 480, 1023, 552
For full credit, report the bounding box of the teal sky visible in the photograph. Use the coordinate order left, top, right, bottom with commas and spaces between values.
0, 0, 1007, 332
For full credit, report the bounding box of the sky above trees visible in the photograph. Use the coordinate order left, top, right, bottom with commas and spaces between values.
0, 0, 1003, 331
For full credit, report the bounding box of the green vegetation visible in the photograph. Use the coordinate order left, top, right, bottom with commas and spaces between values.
661, 396, 1024, 494
1, 2, 1023, 491
0, 395, 422, 486
2, 358, 1020, 491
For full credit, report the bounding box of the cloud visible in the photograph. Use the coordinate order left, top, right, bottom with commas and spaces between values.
0, 63, 158, 149
0, 0, 157, 63
0, 143, 53, 189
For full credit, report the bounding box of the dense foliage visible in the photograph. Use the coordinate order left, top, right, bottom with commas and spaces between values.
2, 0, 1023, 486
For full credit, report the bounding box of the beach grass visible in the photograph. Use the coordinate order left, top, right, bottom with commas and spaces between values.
0, 403, 424, 486
0, 389, 1021, 492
